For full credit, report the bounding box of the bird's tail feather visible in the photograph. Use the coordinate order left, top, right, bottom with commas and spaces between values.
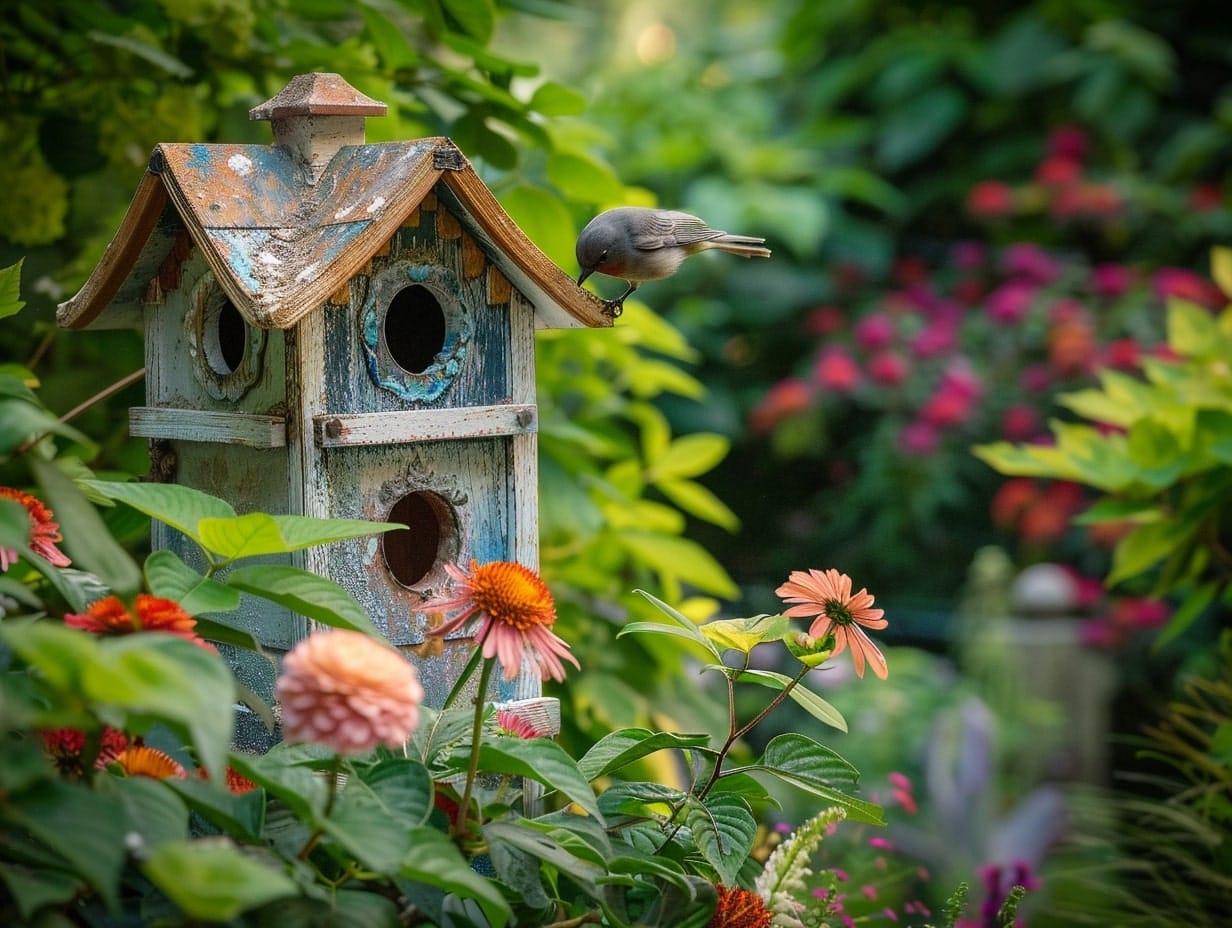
712, 234, 772, 259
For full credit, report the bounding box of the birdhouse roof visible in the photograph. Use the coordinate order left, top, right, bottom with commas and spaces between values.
58, 87, 610, 331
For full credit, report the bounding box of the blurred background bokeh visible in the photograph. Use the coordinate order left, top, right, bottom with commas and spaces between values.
3, 1, 1230, 923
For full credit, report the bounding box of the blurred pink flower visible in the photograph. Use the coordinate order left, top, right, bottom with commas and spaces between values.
1019, 363, 1053, 393
950, 241, 987, 270
776, 568, 888, 679
813, 347, 862, 393
1002, 243, 1061, 284
277, 629, 424, 755
867, 351, 909, 387
805, 305, 847, 336
0, 487, 70, 572
967, 180, 1016, 217
1103, 338, 1142, 370
750, 378, 813, 434
910, 322, 957, 358
496, 708, 548, 739
1000, 404, 1041, 442
1034, 156, 1081, 187
921, 389, 975, 428
898, 420, 939, 455
1153, 267, 1224, 309
854, 312, 896, 351
986, 280, 1036, 324
1091, 263, 1132, 297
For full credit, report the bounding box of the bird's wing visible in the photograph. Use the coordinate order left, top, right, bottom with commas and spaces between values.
632, 211, 728, 250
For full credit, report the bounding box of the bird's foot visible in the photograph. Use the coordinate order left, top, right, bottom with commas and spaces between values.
601, 298, 625, 318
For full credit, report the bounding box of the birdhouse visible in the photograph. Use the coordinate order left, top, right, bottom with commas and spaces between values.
58, 72, 610, 752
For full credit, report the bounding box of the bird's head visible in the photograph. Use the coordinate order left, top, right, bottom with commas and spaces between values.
575, 219, 620, 285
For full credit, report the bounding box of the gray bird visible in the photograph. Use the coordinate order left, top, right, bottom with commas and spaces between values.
576, 207, 771, 316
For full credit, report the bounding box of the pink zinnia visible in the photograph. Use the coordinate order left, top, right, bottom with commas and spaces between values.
1001, 404, 1041, 442
986, 280, 1036, 324
775, 569, 888, 680
854, 312, 896, 351
277, 629, 424, 755
1153, 267, 1224, 309
0, 487, 71, 572
867, 351, 909, 387
1002, 243, 1061, 284
423, 560, 578, 683
910, 322, 956, 358
898, 420, 939, 455
1091, 263, 1132, 298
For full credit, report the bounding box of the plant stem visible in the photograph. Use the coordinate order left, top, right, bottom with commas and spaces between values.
296, 754, 344, 861
455, 657, 495, 838
11, 367, 146, 458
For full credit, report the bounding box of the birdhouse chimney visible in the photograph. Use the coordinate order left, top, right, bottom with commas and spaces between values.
250, 72, 387, 184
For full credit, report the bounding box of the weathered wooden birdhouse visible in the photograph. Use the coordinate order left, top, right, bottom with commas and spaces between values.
58, 72, 610, 751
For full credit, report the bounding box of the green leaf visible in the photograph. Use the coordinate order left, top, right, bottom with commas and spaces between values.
547, 150, 624, 204
701, 614, 792, 654
655, 477, 740, 531
141, 839, 299, 921
752, 733, 883, 824
198, 512, 402, 560
165, 776, 265, 842
1211, 247, 1232, 300
228, 747, 331, 822
0, 396, 92, 455
1109, 521, 1183, 586
1168, 299, 1224, 359
99, 775, 190, 850
2, 778, 127, 908
481, 820, 604, 901
441, 0, 495, 42
0, 259, 25, 319
86, 30, 193, 77
1155, 581, 1217, 649
447, 736, 603, 824
625, 590, 720, 658
730, 669, 847, 732
223, 565, 382, 636
597, 781, 686, 818
0, 861, 82, 919
0, 497, 29, 551
646, 434, 730, 482
578, 728, 713, 781
401, 826, 512, 927
622, 532, 739, 598
323, 776, 420, 872
362, 758, 435, 827
529, 81, 587, 116
499, 183, 576, 269
30, 457, 142, 596
145, 549, 241, 616
82, 480, 235, 543
686, 793, 756, 885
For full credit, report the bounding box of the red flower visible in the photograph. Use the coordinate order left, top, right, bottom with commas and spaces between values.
0, 487, 70, 572
854, 312, 896, 351
707, 884, 773, 928
65, 594, 217, 652
749, 379, 813, 434
813, 347, 862, 393
867, 351, 909, 387
42, 726, 129, 777
967, 180, 1016, 218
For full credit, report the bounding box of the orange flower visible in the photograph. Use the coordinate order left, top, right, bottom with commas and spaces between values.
775, 569, 889, 679
225, 766, 259, 794
276, 629, 424, 755
65, 594, 216, 652
0, 487, 70, 571
111, 745, 187, 779
423, 560, 579, 683
707, 884, 773, 928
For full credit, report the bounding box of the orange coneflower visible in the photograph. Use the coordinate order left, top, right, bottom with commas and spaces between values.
111, 745, 188, 779
65, 594, 216, 652
0, 487, 70, 571
775, 568, 889, 680
707, 884, 773, 928
276, 629, 424, 755
423, 560, 578, 683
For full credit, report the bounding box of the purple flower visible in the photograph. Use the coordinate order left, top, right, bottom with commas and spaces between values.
855, 312, 896, 351
1091, 263, 1132, 298
899, 420, 939, 455
986, 280, 1036, 324
1001, 243, 1062, 284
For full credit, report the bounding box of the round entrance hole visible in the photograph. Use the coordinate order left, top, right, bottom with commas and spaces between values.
204, 297, 248, 375
382, 490, 456, 588
384, 284, 446, 374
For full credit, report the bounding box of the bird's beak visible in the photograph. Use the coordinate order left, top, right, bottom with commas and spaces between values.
577, 268, 593, 286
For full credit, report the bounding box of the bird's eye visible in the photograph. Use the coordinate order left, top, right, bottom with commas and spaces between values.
599, 249, 608, 261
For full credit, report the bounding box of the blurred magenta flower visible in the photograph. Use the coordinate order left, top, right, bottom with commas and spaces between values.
986, 280, 1035, 324
1002, 243, 1061, 284
1153, 266, 1225, 308
867, 351, 909, 387
854, 312, 896, 351
1000, 404, 1041, 442
898, 420, 939, 455
1091, 262, 1132, 297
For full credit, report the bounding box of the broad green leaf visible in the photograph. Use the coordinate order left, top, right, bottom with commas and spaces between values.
2, 779, 126, 909
646, 433, 730, 482
481, 820, 604, 901
0, 259, 24, 319
1073, 498, 1163, 525
752, 733, 883, 825
530, 81, 587, 116
223, 565, 382, 636
623, 531, 740, 598
0, 396, 92, 455
362, 758, 435, 827
98, 775, 189, 850
322, 776, 420, 872
1168, 298, 1224, 359
0, 861, 82, 919
441, 0, 495, 42
500, 183, 575, 269
401, 826, 512, 927
1155, 581, 1217, 649
0, 497, 29, 551
228, 747, 331, 821
330, 891, 401, 928
655, 477, 741, 531
446, 737, 603, 824
31, 457, 142, 596
198, 512, 402, 560
701, 614, 792, 654
578, 728, 712, 781
165, 776, 265, 842
1211, 246, 1232, 300
597, 781, 686, 818
685, 793, 756, 886
82, 480, 235, 543
1109, 521, 1183, 586
87, 30, 193, 77
547, 150, 624, 204
141, 840, 298, 921
144, 549, 241, 616
730, 669, 848, 732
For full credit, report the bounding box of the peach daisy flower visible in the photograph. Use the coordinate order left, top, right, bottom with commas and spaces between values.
276, 629, 424, 755
424, 560, 579, 683
65, 594, 217, 652
775, 568, 889, 679
0, 487, 71, 571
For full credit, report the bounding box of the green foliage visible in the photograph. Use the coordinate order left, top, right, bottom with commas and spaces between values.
976, 258, 1232, 644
